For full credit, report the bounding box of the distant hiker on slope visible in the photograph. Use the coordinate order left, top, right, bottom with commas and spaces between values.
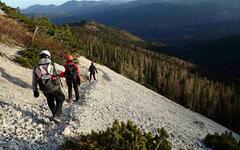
62, 55, 81, 102
32, 50, 65, 123
89, 62, 98, 81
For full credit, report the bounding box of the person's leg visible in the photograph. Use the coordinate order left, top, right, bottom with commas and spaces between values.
73, 82, 80, 101
54, 89, 65, 117
89, 73, 92, 81
93, 73, 96, 80
45, 93, 55, 117
67, 81, 73, 100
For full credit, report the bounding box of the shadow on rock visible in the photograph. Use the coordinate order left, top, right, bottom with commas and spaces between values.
78, 81, 98, 106
98, 68, 112, 82
0, 67, 32, 89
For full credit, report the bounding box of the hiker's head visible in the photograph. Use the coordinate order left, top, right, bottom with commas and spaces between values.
40, 50, 51, 59
66, 55, 74, 62
91, 62, 94, 65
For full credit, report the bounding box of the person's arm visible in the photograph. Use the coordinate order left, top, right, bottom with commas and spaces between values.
75, 64, 81, 78
89, 66, 91, 72
75, 64, 81, 85
54, 63, 66, 77
32, 67, 39, 98
32, 68, 38, 92
94, 66, 98, 73
58, 63, 66, 78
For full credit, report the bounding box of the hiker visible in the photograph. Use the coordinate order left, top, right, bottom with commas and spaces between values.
32, 50, 65, 123
62, 55, 81, 102
89, 62, 98, 81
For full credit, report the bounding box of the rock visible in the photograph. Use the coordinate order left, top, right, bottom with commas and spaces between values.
38, 124, 43, 128
62, 126, 71, 137
1, 142, 11, 148
16, 111, 22, 118
15, 128, 21, 134
0, 113, 5, 126
37, 139, 48, 145
11, 143, 20, 150
27, 118, 33, 123
32, 122, 37, 126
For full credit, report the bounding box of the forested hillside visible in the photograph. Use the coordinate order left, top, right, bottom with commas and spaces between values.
1, 2, 240, 134
175, 35, 240, 81
70, 22, 240, 133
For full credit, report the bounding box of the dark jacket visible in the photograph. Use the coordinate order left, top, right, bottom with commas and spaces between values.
89, 65, 98, 74
61, 61, 81, 82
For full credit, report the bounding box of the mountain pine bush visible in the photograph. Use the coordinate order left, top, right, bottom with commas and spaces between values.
204, 131, 240, 150
60, 120, 172, 150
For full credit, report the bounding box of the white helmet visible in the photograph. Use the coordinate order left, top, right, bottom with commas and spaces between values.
40, 50, 51, 58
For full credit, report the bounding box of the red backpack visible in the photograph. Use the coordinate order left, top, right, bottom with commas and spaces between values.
35, 63, 59, 92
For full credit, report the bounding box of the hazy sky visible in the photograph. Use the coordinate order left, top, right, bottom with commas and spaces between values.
1, 0, 104, 9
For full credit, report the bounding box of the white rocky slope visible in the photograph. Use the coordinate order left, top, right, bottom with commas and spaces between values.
0, 9, 5, 15
0, 43, 239, 150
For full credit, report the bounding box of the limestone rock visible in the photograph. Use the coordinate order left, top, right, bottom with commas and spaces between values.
62, 126, 72, 137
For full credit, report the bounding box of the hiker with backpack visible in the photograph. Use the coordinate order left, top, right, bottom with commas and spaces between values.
62, 55, 81, 102
32, 50, 65, 123
89, 62, 98, 81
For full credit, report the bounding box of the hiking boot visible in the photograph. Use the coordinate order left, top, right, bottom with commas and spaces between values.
66, 99, 73, 103
51, 117, 61, 124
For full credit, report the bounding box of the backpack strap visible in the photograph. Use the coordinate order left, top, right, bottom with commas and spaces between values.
46, 63, 50, 75
37, 65, 43, 80
36, 63, 52, 80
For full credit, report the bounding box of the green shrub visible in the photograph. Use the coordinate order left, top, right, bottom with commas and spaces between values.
60, 120, 172, 150
14, 56, 33, 68
14, 47, 40, 68
204, 131, 240, 150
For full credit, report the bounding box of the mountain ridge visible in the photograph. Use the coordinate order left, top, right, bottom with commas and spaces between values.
23, 0, 240, 45
22, 0, 130, 14
0, 42, 239, 149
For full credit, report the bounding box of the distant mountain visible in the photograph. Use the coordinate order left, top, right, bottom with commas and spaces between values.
27, 0, 240, 46
22, 4, 57, 14
57, 0, 109, 13
22, 0, 132, 16
22, 1, 110, 17
91, 0, 240, 38
50, 0, 240, 22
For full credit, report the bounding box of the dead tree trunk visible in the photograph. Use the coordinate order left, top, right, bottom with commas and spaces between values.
32, 26, 39, 44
